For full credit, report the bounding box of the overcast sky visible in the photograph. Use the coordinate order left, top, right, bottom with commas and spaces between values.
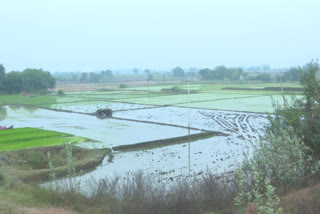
0, 0, 319, 72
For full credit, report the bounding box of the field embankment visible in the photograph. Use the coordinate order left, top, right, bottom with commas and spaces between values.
0, 128, 111, 214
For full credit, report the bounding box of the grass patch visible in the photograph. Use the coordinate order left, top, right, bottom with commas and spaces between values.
0, 128, 88, 152
0, 94, 58, 106
0, 145, 111, 213
0, 145, 110, 181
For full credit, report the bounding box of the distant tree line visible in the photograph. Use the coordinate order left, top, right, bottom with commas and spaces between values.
197, 65, 303, 82
53, 66, 299, 83
170, 65, 273, 82
53, 70, 113, 83
198, 66, 246, 81
0, 65, 56, 94
276, 67, 300, 82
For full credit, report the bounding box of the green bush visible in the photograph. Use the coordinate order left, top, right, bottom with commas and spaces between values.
242, 128, 320, 192
268, 60, 320, 158
29, 152, 47, 169
119, 84, 127, 88
57, 89, 64, 95
234, 169, 283, 214
0, 172, 5, 186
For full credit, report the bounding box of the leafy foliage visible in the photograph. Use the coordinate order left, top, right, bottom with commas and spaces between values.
234, 169, 283, 214
0, 64, 5, 93
242, 128, 319, 191
57, 89, 64, 95
3, 71, 23, 94
255, 73, 271, 82
269, 60, 320, 158
282, 67, 300, 82
0, 65, 56, 94
119, 83, 127, 88
22, 68, 56, 93
198, 66, 243, 81
172, 66, 185, 77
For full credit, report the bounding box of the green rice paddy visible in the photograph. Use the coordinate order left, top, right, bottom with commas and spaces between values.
0, 82, 302, 113
0, 128, 87, 152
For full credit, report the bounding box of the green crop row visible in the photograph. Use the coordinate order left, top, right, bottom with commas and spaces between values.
0, 128, 79, 152
0, 137, 69, 151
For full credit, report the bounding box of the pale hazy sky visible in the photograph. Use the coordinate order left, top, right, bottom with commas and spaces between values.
1, 0, 319, 72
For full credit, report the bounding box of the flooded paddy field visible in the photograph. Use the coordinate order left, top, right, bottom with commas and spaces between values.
51, 135, 248, 194
37, 102, 269, 191
1, 98, 270, 190
0, 105, 198, 148
51, 102, 156, 113
1, 85, 277, 192
114, 106, 269, 138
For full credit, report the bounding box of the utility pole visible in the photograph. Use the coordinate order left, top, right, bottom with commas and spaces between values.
280, 74, 287, 109
188, 79, 191, 175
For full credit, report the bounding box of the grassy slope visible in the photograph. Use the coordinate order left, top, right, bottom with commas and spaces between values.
0, 128, 87, 152
0, 145, 111, 213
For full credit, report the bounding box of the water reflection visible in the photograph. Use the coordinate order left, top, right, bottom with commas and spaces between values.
8, 105, 22, 111
22, 105, 37, 113
1, 106, 197, 148
0, 106, 7, 121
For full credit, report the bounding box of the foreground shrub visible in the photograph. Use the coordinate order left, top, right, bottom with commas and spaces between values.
49, 171, 236, 214
0, 172, 5, 186
29, 151, 47, 169
269, 60, 320, 158
242, 127, 320, 192
234, 169, 282, 214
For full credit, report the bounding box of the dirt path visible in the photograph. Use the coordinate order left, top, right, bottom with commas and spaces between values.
0, 196, 79, 214
15, 207, 79, 214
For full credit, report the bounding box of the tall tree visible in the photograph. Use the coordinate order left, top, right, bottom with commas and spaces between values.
133, 68, 139, 75
89, 72, 101, 83
172, 66, 185, 77
21, 68, 56, 93
198, 68, 212, 80
0, 64, 5, 82
100, 70, 113, 81
0, 64, 6, 93
79, 72, 88, 83
144, 69, 151, 75
269, 60, 320, 158
4, 71, 22, 94
299, 61, 320, 157
283, 67, 300, 82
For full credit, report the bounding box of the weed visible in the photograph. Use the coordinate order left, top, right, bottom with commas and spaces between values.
28, 152, 47, 169
107, 153, 114, 163
234, 169, 282, 214
119, 84, 127, 88
57, 89, 64, 95
0, 172, 5, 186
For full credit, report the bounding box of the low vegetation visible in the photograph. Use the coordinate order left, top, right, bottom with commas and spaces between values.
0, 143, 111, 213
0, 128, 88, 152
0, 61, 320, 213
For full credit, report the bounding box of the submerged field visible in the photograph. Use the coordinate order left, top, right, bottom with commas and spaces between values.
0, 81, 301, 113
0, 81, 300, 196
